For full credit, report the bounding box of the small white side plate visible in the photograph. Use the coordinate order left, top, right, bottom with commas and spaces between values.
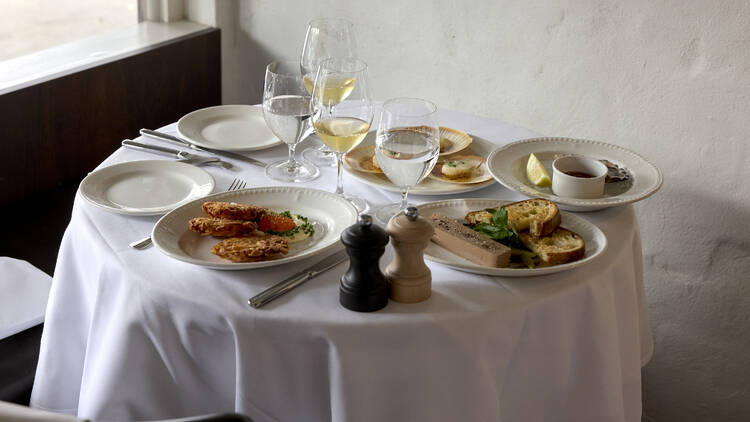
418, 198, 607, 277
487, 137, 662, 211
151, 187, 359, 270
79, 160, 215, 216
177, 105, 282, 152
343, 131, 497, 196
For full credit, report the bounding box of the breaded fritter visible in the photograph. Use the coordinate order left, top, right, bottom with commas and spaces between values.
211, 235, 289, 262
202, 201, 267, 221
189, 217, 259, 238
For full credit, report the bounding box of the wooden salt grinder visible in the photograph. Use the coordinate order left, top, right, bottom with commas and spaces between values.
339, 214, 390, 312
385, 206, 434, 303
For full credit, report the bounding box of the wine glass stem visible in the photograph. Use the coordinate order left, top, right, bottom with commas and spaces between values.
287, 144, 296, 165
335, 152, 345, 195
400, 188, 409, 211
334, 152, 344, 196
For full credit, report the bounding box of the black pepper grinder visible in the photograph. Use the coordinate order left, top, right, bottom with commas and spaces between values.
339, 214, 389, 312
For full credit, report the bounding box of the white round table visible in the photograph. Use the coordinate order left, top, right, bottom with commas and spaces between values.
30, 108, 653, 422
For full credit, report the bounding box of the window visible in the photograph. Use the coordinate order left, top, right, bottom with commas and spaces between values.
0, 0, 137, 62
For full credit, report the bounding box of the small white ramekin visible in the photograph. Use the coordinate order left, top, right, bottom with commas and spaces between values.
551, 156, 607, 199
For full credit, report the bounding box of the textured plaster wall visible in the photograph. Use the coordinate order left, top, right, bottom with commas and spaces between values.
210, 1, 750, 420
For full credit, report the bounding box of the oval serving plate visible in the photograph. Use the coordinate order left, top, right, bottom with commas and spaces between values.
343, 131, 497, 196
79, 160, 215, 216
417, 198, 607, 277
487, 137, 662, 212
177, 105, 282, 152
151, 187, 358, 270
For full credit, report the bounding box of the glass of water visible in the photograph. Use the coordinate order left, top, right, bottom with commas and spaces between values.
262, 61, 320, 183
373, 98, 440, 224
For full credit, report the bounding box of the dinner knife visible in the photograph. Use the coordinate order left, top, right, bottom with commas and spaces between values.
121, 139, 232, 168
140, 129, 267, 168
248, 249, 349, 309
122, 139, 191, 159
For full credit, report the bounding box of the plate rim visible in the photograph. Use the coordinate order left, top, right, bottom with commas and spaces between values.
176, 104, 282, 152
78, 160, 215, 216
151, 186, 359, 270
417, 198, 608, 277
487, 137, 663, 210
343, 131, 497, 196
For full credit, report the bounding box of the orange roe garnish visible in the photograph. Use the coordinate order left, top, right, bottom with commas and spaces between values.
259, 214, 296, 233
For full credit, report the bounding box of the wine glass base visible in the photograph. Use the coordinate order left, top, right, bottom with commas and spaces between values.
302, 145, 338, 167
374, 202, 412, 225
341, 193, 369, 214
265, 159, 320, 183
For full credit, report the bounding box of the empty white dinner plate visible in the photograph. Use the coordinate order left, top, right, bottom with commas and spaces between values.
343, 131, 497, 196
177, 105, 282, 152
79, 160, 215, 216
417, 198, 607, 277
487, 137, 663, 212
151, 187, 359, 270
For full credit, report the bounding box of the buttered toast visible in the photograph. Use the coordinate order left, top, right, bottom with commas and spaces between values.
465, 198, 561, 237
519, 227, 585, 266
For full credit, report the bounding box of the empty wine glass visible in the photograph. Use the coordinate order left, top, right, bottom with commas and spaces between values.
373, 98, 440, 224
262, 61, 320, 183
300, 18, 358, 167
310, 57, 373, 212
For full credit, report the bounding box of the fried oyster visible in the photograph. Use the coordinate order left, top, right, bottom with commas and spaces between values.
201, 201, 268, 221
210, 235, 289, 262
189, 217, 259, 238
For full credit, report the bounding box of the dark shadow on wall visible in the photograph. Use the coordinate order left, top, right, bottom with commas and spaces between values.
217, 0, 287, 105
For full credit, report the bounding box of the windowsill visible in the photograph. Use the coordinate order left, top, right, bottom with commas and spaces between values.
0, 20, 212, 96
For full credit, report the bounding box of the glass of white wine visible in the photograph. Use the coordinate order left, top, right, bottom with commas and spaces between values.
262, 61, 320, 183
373, 98, 441, 224
311, 57, 373, 212
300, 18, 358, 167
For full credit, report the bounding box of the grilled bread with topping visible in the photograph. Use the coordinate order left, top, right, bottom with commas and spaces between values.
465, 198, 560, 237
519, 227, 585, 266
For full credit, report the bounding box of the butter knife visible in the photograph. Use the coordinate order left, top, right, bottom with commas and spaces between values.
248, 249, 349, 309
140, 128, 267, 168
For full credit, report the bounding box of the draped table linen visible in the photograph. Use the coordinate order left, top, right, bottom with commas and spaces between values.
31, 108, 653, 422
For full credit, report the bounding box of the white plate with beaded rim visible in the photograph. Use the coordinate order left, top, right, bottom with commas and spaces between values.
343, 131, 497, 196
487, 137, 662, 212
151, 186, 358, 270
177, 105, 282, 152
417, 198, 607, 277
79, 160, 215, 216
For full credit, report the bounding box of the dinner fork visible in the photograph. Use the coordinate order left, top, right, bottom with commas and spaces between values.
129, 177, 248, 250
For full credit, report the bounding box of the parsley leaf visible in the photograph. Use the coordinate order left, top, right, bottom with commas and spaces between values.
472, 208, 525, 249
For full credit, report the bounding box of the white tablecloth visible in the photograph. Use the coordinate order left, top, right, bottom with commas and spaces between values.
30, 108, 653, 422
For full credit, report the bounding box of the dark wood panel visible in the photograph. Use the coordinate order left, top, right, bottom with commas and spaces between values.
0, 28, 221, 206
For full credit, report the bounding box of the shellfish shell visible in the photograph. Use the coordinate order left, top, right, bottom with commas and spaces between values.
429, 154, 493, 184
439, 127, 473, 156
343, 145, 383, 173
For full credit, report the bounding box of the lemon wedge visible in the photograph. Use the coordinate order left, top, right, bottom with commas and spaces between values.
526, 153, 551, 187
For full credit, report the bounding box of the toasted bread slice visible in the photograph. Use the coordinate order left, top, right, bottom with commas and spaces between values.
465, 198, 561, 237
519, 227, 585, 266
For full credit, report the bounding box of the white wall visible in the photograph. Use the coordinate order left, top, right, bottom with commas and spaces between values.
209, 1, 750, 420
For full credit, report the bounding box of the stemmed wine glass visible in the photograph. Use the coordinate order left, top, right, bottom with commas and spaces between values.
310, 57, 373, 212
300, 18, 359, 167
373, 98, 441, 224
262, 61, 320, 183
